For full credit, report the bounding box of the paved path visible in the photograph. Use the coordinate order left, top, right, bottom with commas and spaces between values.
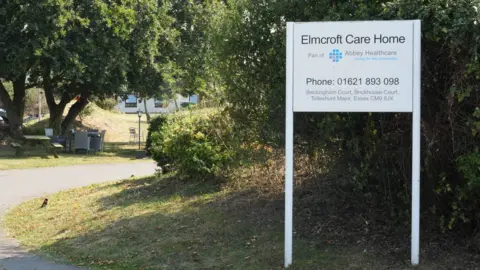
0, 162, 157, 270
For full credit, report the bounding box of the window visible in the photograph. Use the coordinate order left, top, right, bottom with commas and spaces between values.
125, 94, 137, 108
189, 95, 198, 104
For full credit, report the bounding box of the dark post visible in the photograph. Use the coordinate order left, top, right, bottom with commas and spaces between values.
137, 110, 142, 150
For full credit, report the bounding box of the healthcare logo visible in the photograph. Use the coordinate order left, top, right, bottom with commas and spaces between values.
329, 49, 343, 62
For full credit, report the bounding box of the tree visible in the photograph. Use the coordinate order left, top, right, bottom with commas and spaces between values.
124, 0, 223, 121
123, 0, 176, 122
161, 0, 220, 104
0, 0, 70, 134
28, 0, 139, 134
1, 0, 171, 135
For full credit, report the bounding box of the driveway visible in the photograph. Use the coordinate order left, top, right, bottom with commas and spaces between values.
0, 162, 157, 270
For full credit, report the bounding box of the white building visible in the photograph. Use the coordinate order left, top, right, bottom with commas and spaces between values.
115, 94, 198, 114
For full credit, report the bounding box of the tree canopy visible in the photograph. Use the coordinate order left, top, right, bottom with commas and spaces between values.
0, 0, 175, 134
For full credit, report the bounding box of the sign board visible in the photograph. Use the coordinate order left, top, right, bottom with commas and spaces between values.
292, 21, 414, 112
284, 20, 421, 268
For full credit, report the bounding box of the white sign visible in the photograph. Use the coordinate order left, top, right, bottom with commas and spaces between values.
284, 20, 421, 268
292, 21, 414, 112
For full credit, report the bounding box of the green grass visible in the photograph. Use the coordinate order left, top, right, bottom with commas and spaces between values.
1, 174, 436, 270
0, 103, 154, 170
0, 142, 150, 170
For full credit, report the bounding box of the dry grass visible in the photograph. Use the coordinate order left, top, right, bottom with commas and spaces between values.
2, 174, 381, 270
77, 105, 149, 143
24, 102, 150, 143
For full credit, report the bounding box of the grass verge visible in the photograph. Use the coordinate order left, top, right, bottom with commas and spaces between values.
5, 170, 478, 270
2, 174, 377, 270
0, 142, 150, 170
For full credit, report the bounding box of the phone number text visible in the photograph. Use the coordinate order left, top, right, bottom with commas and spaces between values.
306, 77, 400, 86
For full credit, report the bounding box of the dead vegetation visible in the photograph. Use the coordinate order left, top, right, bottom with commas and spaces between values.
224, 149, 480, 269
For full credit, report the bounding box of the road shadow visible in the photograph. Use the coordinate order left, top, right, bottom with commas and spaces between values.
95, 175, 222, 211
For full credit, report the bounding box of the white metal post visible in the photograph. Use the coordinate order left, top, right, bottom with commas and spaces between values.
411, 19, 422, 266
285, 21, 294, 268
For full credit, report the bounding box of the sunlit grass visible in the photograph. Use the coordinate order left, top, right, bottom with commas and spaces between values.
4, 174, 391, 270
0, 142, 150, 170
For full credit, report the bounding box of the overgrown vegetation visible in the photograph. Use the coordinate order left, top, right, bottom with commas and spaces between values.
204, 0, 480, 236
150, 0, 480, 249
94, 98, 119, 112
150, 108, 243, 180
145, 114, 168, 156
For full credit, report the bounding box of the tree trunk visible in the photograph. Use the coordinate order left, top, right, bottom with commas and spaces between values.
0, 81, 12, 110
61, 94, 90, 134
49, 112, 63, 135
174, 97, 179, 112
41, 63, 77, 135
44, 84, 73, 135
197, 93, 203, 108
143, 97, 151, 122
0, 76, 26, 136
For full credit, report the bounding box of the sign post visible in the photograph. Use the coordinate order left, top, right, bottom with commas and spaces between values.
284, 20, 421, 268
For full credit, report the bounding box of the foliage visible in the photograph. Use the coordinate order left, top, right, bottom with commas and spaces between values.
434, 150, 480, 232
180, 102, 196, 109
150, 108, 238, 180
159, 0, 222, 104
0, 0, 79, 133
212, 0, 480, 232
0, 82, 47, 116
145, 114, 168, 156
94, 98, 118, 112
0, 0, 174, 135
125, 0, 174, 109
78, 104, 94, 121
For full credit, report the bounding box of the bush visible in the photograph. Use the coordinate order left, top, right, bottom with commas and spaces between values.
145, 114, 168, 156
95, 98, 118, 111
435, 150, 480, 232
78, 103, 94, 121
23, 124, 47, 135
150, 108, 238, 180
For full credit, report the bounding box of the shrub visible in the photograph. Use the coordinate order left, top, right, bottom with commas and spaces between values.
77, 103, 94, 122
150, 108, 238, 180
95, 98, 118, 111
145, 114, 168, 156
435, 150, 480, 232
23, 125, 46, 135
